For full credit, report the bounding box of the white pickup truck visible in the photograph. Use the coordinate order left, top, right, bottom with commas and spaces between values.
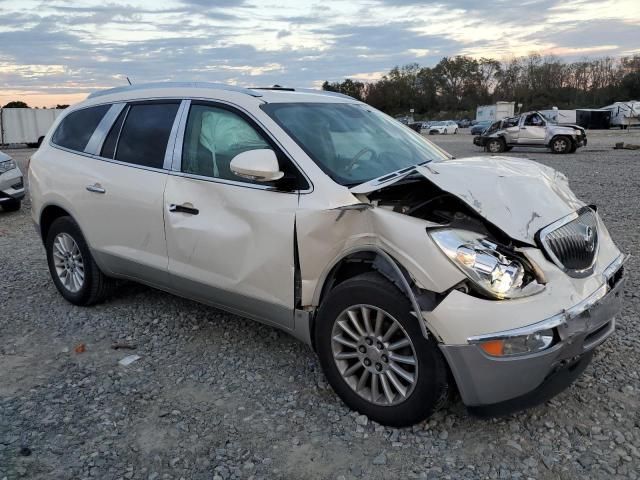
473, 111, 587, 154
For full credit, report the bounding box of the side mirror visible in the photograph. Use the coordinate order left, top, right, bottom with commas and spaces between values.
230, 149, 284, 182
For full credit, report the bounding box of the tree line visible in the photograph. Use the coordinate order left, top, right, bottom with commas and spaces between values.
322, 54, 640, 119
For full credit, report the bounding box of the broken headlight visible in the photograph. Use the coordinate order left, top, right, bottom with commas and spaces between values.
430, 229, 544, 299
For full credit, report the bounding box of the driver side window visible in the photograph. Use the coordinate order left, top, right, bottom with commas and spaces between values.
524, 114, 544, 127
182, 104, 272, 182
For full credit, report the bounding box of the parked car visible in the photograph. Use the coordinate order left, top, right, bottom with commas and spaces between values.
474, 111, 586, 154
457, 119, 471, 128
428, 120, 458, 134
30, 83, 625, 427
469, 120, 493, 135
407, 122, 423, 133
0, 151, 24, 211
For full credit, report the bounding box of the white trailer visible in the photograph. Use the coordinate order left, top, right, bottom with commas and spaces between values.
601, 101, 640, 129
539, 108, 577, 125
476, 101, 515, 122
0, 108, 64, 146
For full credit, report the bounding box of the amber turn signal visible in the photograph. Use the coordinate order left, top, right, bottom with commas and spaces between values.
479, 339, 505, 356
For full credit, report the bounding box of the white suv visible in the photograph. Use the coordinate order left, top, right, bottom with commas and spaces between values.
30, 83, 625, 426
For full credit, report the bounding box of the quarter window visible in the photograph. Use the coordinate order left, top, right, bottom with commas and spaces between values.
52, 104, 110, 152
181, 104, 271, 181
113, 103, 179, 169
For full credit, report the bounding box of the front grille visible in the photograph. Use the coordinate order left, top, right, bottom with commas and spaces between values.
540, 208, 598, 277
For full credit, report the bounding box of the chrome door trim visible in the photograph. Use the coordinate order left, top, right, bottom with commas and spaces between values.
84, 103, 126, 155
164, 100, 190, 171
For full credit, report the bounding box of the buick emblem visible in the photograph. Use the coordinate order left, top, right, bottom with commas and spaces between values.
579, 224, 596, 252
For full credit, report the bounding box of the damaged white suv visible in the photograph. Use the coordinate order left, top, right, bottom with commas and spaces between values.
30, 83, 625, 427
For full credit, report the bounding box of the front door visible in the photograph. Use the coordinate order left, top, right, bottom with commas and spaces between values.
518, 113, 547, 145
163, 101, 301, 329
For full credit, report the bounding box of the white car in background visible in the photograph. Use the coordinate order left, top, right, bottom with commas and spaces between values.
29, 82, 624, 427
0, 151, 25, 212
428, 120, 458, 135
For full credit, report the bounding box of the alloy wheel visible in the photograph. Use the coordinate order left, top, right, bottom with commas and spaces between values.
331, 305, 418, 406
553, 138, 568, 152
52, 233, 85, 293
488, 140, 502, 153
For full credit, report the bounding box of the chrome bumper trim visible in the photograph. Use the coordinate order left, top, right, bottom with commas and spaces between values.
467, 253, 626, 344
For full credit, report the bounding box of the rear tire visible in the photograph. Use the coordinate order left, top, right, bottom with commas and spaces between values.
315, 273, 450, 427
1, 199, 21, 212
45, 216, 114, 305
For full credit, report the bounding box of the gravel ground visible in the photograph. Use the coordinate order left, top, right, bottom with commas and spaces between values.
1, 130, 639, 480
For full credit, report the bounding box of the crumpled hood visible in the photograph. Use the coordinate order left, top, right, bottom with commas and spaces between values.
415, 157, 584, 244
352, 156, 585, 245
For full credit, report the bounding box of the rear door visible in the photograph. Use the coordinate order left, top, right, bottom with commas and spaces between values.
74, 100, 181, 286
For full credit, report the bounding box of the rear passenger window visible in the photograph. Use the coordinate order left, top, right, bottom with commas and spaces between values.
52, 105, 110, 152
113, 103, 179, 169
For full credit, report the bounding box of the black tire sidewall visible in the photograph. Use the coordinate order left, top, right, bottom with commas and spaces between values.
45, 217, 97, 305
315, 274, 448, 427
1, 199, 21, 212
552, 136, 570, 154
488, 138, 505, 153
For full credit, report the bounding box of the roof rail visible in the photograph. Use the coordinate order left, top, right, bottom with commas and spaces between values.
251, 86, 355, 100
87, 82, 263, 99
295, 88, 355, 100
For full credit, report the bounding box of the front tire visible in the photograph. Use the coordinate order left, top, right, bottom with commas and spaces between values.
551, 136, 571, 154
46, 216, 113, 305
315, 273, 449, 427
486, 138, 506, 153
1, 199, 21, 212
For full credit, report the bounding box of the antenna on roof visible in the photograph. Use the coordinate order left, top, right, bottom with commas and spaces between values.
126, 77, 132, 85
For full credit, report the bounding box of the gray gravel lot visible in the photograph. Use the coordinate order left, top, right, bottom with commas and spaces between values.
1, 130, 639, 480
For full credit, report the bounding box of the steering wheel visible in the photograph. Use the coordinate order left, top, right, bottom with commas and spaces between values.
345, 147, 376, 172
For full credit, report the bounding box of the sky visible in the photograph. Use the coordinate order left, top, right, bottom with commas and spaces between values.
0, 0, 639, 107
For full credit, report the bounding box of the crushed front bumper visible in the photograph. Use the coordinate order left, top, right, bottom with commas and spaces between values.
439, 255, 625, 413
473, 136, 487, 146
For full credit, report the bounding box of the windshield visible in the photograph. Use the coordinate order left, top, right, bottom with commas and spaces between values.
432, 121, 445, 126
262, 102, 449, 186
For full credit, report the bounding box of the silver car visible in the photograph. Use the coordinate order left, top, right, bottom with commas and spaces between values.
474, 111, 586, 154
0, 151, 24, 212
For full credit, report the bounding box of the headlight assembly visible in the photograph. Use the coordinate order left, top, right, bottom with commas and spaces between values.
0, 158, 17, 174
430, 229, 545, 299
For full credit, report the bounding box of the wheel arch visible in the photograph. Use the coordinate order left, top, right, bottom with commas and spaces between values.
39, 204, 73, 243
308, 246, 435, 350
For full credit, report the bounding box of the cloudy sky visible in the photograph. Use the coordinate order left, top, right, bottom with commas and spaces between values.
0, 0, 639, 107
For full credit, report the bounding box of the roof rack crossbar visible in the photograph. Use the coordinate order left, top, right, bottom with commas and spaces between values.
88, 82, 263, 99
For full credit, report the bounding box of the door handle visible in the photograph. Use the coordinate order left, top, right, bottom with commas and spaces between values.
86, 183, 106, 194
169, 203, 199, 215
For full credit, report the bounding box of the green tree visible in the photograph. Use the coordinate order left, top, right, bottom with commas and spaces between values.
3, 101, 29, 108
